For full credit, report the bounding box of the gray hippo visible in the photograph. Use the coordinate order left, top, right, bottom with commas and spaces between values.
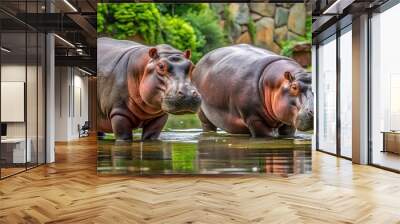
97, 37, 201, 141
192, 44, 313, 137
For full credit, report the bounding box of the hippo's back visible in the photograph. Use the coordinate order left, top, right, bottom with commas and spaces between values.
193, 44, 285, 109
97, 37, 147, 78
194, 44, 275, 78
192, 44, 289, 133
97, 38, 148, 118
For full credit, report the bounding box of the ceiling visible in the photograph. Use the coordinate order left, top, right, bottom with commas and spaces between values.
0, 0, 96, 73
311, 0, 389, 42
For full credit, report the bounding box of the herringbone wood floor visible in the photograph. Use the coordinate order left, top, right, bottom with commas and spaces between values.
1, 137, 400, 224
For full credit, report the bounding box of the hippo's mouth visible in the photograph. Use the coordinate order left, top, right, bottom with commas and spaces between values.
161, 96, 201, 115
294, 114, 314, 131
169, 110, 197, 115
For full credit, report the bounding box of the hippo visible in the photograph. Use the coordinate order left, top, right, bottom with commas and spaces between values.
97, 37, 201, 141
192, 44, 313, 137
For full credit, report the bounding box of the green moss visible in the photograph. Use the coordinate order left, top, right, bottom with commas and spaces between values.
248, 17, 256, 44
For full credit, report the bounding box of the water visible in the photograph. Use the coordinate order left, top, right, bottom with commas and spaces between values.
97, 129, 312, 176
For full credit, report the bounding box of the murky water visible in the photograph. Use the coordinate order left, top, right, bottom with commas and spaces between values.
97, 129, 312, 176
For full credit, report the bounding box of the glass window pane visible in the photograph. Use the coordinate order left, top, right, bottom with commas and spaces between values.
317, 37, 337, 154
27, 31, 38, 168
0, 0, 46, 178
371, 4, 400, 171
1, 31, 27, 177
340, 28, 352, 158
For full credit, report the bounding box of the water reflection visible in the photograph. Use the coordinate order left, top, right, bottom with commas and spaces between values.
98, 130, 311, 176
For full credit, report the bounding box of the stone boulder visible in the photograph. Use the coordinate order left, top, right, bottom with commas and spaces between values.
275, 7, 289, 27
241, 24, 248, 33
292, 43, 311, 68
210, 3, 226, 15
288, 4, 306, 35
249, 3, 275, 17
236, 32, 252, 44
229, 3, 250, 25
230, 22, 242, 41
255, 18, 280, 53
287, 31, 302, 40
274, 26, 288, 44
251, 13, 263, 21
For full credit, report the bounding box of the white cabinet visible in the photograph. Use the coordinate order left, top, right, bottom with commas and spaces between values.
1, 138, 32, 163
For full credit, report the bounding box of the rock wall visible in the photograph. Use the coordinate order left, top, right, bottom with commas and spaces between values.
211, 3, 309, 54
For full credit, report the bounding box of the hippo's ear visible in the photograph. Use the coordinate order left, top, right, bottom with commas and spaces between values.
284, 71, 294, 82
183, 49, 191, 59
149, 48, 159, 59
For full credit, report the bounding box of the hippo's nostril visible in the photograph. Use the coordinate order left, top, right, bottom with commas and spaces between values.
306, 108, 313, 116
177, 90, 184, 96
192, 90, 198, 97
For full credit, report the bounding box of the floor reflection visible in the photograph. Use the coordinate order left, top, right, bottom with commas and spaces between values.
98, 130, 312, 176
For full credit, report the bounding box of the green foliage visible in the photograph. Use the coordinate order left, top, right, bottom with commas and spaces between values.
160, 16, 197, 55
183, 8, 225, 62
248, 17, 256, 44
222, 4, 235, 43
280, 15, 312, 57
305, 15, 312, 42
97, 4, 106, 33
280, 40, 296, 57
97, 3, 225, 63
156, 3, 208, 16
97, 3, 161, 44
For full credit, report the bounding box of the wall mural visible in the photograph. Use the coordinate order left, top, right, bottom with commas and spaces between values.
97, 3, 312, 175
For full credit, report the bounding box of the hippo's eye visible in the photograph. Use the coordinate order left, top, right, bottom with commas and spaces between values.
156, 63, 168, 76
290, 83, 300, 95
169, 56, 181, 62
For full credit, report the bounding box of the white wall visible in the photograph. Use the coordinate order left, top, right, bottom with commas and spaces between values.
1, 65, 26, 139
1, 63, 46, 164
54, 67, 89, 141
1, 65, 37, 138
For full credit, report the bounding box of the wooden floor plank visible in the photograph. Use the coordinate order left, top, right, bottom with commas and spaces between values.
0, 137, 399, 223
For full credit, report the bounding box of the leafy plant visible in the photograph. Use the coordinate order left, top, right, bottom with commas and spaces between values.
156, 3, 208, 16
280, 15, 312, 57
183, 7, 225, 62
97, 4, 106, 33
160, 16, 198, 57
222, 4, 235, 43
248, 17, 256, 44
98, 3, 228, 63
97, 3, 161, 44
